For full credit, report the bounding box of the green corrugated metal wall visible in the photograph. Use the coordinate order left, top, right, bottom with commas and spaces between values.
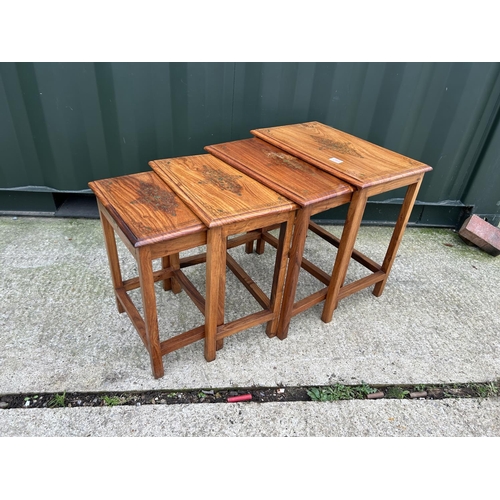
1, 62, 499, 225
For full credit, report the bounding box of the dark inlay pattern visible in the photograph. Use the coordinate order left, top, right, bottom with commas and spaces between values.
132, 180, 178, 216
198, 164, 243, 196
313, 137, 363, 158
265, 151, 312, 173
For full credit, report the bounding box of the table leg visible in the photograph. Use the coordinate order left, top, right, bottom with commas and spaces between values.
373, 177, 423, 297
99, 208, 125, 314
245, 229, 266, 254
266, 211, 296, 338
277, 207, 311, 340
161, 256, 172, 291
321, 189, 368, 323
137, 246, 164, 379
256, 228, 266, 255
162, 254, 182, 293
205, 226, 226, 361
217, 244, 225, 351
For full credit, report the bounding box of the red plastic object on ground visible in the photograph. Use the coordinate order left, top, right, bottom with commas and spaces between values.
227, 394, 252, 402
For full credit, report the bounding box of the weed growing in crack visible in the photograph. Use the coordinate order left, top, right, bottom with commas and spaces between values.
474, 382, 498, 398
385, 386, 410, 399
307, 383, 377, 401
103, 395, 123, 406
48, 392, 66, 408
23, 395, 39, 407
358, 383, 378, 397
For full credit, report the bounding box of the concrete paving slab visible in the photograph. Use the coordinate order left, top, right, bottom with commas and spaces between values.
1, 217, 499, 393
1, 398, 499, 437
1, 216, 499, 437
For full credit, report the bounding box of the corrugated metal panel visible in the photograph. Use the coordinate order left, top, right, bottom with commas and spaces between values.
0, 62, 235, 191
231, 62, 500, 208
463, 101, 500, 223
1, 62, 499, 224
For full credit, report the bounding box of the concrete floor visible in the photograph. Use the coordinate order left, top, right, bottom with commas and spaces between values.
0, 216, 499, 437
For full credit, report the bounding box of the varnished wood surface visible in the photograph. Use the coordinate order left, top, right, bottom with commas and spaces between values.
149, 154, 297, 228
89, 171, 205, 247
251, 121, 432, 188
205, 138, 353, 207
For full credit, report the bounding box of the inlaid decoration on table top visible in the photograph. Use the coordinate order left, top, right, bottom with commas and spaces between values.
313, 136, 363, 158
264, 150, 312, 173
198, 164, 243, 196
89, 171, 205, 246
149, 154, 297, 228
251, 121, 432, 188
132, 180, 179, 215
205, 138, 353, 207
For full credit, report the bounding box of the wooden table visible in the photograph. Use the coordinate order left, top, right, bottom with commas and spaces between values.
205, 137, 353, 339
251, 121, 432, 325
89, 171, 208, 378
149, 154, 298, 361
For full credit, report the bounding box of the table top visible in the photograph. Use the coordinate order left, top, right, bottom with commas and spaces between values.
149, 154, 297, 228
205, 138, 353, 207
89, 171, 206, 247
251, 121, 432, 189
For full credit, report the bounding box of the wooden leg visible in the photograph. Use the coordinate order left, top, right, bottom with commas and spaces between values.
266, 211, 296, 338
99, 209, 125, 314
256, 228, 266, 255
205, 227, 226, 362
216, 253, 225, 351
245, 229, 266, 254
373, 177, 423, 297
137, 246, 164, 379
245, 240, 254, 254
162, 256, 172, 291
321, 189, 368, 324
276, 208, 310, 340
162, 254, 182, 293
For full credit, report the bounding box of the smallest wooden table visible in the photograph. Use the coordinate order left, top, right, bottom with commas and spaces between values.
89, 171, 207, 378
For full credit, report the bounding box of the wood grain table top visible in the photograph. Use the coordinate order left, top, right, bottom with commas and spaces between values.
251, 121, 432, 189
149, 154, 297, 228
205, 138, 353, 207
89, 171, 205, 247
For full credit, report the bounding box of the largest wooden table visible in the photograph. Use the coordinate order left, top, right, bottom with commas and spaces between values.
252, 121, 433, 323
